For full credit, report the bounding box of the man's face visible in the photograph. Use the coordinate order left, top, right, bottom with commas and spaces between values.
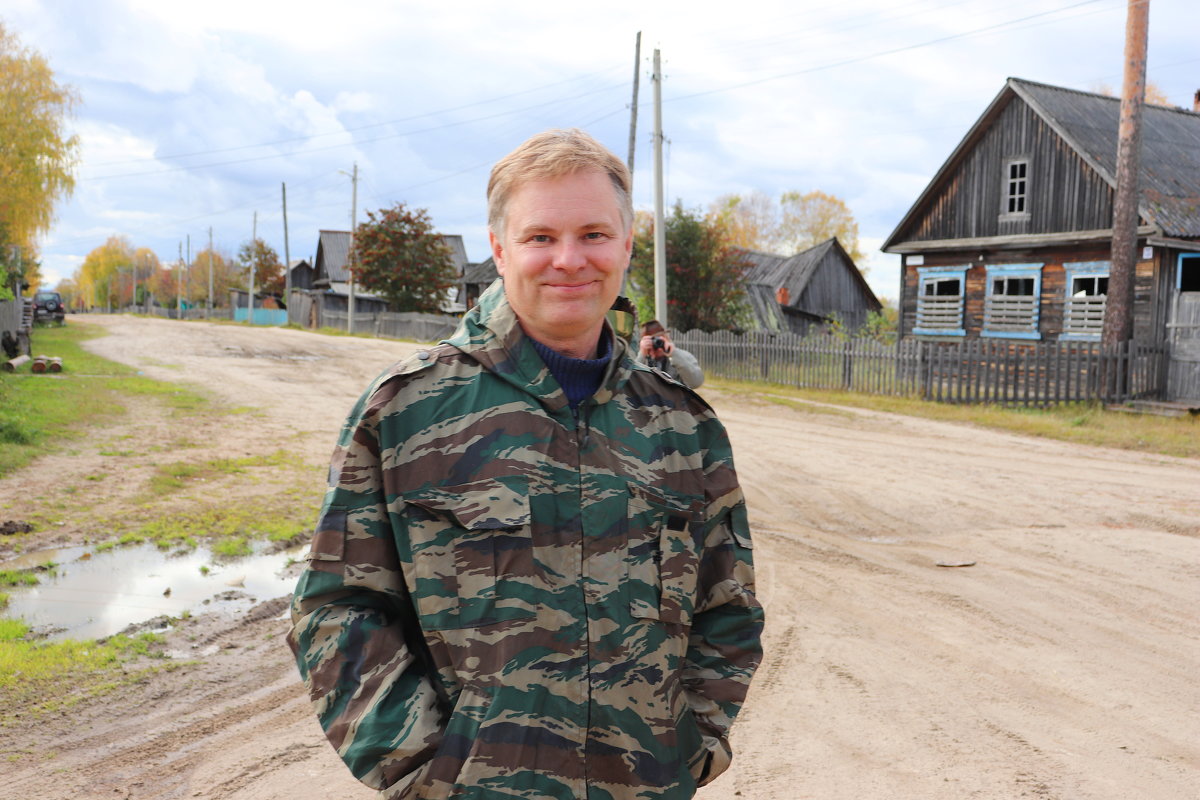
490, 170, 632, 358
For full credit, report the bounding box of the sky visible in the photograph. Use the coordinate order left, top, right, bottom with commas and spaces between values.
5, 0, 1198, 304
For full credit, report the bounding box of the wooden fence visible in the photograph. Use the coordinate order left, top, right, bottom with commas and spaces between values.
674, 329, 1167, 406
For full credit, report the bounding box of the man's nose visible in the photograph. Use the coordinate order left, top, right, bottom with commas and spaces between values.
552, 239, 587, 271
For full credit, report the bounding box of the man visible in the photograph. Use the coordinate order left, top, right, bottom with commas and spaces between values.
638, 319, 704, 389
288, 129, 762, 800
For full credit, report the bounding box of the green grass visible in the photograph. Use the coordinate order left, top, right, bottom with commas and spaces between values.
709, 377, 1200, 459
0, 322, 208, 476
144, 450, 303, 498
0, 570, 39, 589
0, 619, 168, 724
131, 502, 312, 556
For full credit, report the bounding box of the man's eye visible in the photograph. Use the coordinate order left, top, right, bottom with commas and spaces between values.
529, 234, 551, 243
584, 232, 608, 240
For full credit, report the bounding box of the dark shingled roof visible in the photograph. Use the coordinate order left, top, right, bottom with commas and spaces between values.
317, 230, 471, 284
316, 230, 352, 283
885, 78, 1200, 248
464, 257, 499, 286
1013, 78, 1200, 238
742, 238, 839, 299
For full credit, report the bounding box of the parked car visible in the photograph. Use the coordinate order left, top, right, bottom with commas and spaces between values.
33, 290, 66, 325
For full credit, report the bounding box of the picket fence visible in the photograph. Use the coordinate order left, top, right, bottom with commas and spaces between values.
673, 329, 1167, 406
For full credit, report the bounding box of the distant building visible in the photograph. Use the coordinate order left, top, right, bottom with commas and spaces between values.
740, 238, 881, 335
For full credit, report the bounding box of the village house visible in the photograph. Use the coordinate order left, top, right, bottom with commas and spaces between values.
294, 229, 469, 328
882, 77, 1200, 401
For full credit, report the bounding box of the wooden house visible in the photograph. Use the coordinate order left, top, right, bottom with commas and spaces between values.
287, 258, 315, 291
305, 229, 471, 319
461, 257, 499, 310
882, 77, 1200, 400
740, 238, 882, 335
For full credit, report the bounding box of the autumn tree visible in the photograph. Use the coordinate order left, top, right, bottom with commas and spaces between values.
0, 22, 79, 285
707, 191, 781, 252
707, 189, 864, 264
237, 238, 284, 295
146, 262, 184, 309
629, 202, 752, 333
350, 203, 456, 313
77, 236, 134, 308
777, 190, 864, 263
189, 246, 240, 306
1093, 79, 1173, 107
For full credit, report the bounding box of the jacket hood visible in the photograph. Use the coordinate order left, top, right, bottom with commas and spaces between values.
443, 278, 637, 413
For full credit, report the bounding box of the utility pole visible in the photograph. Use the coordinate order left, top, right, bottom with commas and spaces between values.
1103, 0, 1149, 348
176, 242, 183, 319
185, 234, 190, 318
207, 226, 214, 318
348, 163, 358, 335
282, 182, 292, 324
652, 48, 667, 329
627, 31, 642, 180
247, 211, 257, 325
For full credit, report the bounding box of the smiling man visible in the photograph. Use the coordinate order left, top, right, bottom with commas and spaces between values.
288, 129, 763, 800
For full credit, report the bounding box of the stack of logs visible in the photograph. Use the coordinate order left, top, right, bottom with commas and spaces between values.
3, 354, 63, 373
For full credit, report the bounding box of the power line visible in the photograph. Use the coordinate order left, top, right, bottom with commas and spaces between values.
663, 0, 1116, 105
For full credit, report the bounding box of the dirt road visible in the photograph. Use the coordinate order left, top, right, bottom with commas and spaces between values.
4, 315, 1199, 799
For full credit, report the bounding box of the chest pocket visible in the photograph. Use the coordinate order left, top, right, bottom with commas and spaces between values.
626, 484, 705, 625
402, 480, 538, 631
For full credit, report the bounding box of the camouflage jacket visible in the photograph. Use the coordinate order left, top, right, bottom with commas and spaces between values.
288, 280, 763, 800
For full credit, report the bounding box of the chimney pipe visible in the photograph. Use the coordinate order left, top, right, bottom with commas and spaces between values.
1194, 89, 1200, 113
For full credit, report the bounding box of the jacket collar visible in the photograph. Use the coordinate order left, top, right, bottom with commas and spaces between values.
444, 278, 635, 412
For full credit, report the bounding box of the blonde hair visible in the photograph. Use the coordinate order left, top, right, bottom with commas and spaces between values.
487, 128, 632, 237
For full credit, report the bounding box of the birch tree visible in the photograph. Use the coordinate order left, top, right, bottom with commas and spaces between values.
0, 21, 79, 292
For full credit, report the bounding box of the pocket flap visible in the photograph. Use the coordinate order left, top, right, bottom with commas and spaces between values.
404, 480, 530, 530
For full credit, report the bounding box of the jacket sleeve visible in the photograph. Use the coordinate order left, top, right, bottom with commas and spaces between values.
683, 478, 763, 785
287, 383, 446, 792
670, 347, 705, 389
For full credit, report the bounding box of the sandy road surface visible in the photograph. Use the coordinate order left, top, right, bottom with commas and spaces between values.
4, 315, 1199, 800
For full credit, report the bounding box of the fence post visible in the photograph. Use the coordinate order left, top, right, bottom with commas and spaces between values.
842, 339, 853, 390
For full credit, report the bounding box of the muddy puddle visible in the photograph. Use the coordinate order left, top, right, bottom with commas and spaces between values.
1, 541, 303, 641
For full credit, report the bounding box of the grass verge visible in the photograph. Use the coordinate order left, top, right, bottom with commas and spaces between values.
0, 322, 207, 476
708, 377, 1200, 460
0, 618, 170, 725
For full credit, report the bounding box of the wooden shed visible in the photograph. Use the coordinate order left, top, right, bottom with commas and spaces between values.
883, 77, 1200, 401
740, 238, 881, 335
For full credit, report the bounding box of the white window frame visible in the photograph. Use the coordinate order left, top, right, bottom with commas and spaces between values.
914, 265, 968, 336
1000, 157, 1031, 219
1062, 260, 1109, 340
982, 263, 1041, 339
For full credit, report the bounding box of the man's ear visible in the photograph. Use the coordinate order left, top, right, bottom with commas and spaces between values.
489, 230, 506, 276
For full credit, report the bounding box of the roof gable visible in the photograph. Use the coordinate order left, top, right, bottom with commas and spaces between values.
315, 230, 351, 283
884, 77, 1200, 249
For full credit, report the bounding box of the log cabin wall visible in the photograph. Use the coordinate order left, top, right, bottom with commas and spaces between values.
901, 246, 1160, 342
904, 99, 1115, 243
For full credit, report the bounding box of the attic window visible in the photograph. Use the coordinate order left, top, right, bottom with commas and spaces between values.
1003, 159, 1029, 216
